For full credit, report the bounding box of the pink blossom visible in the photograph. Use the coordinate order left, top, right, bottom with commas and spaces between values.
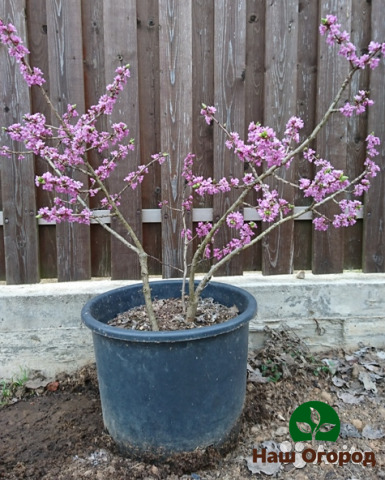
313, 217, 329, 231
333, 200, 362, 228
181, 228, 193, 242
200, 105, 216, 125
226, 212, 244, 229
196, 222, 213, 238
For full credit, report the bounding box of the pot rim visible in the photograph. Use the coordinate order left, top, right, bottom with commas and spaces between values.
81, 280, 257, 343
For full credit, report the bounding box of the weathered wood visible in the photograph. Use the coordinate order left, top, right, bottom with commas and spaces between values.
102, 0, 142, 280
262, 0, 298, 275
159, 0, 193, 278
81, 0, 110, 277
137, 0, 162, 274
344, 0, 371, 270
363, 0, 385, 272
190, 0, 215, 273
293, 0, 319, 271
212, 0, 246, 276
192, 0, 214, 192
46, 0, 91, 281
26, 0, 58, 279
0, 1, 39, 284
242, 0, 265, 272
313, 0, 352, 274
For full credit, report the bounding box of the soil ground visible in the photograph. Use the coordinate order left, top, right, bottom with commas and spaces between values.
1, 326, 384, 480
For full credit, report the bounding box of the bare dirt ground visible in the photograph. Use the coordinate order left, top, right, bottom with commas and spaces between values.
1, 327, 384, 480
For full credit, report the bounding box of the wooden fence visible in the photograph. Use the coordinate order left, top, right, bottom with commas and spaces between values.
0, 0, 384, 284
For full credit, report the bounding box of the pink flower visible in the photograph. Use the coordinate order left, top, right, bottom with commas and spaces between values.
226, 212, 244, 229
313, 217, 329, 231
196, 222, 212, 238
200, 105, 216, 125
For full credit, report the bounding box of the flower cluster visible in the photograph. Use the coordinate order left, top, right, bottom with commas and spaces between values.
320, 15, 385, 68
0, 37, 166, 224
339, 90, 374, 118
0, 19, 45, 86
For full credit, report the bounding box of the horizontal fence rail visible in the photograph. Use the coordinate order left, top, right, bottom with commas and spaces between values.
0, 0, 384, 284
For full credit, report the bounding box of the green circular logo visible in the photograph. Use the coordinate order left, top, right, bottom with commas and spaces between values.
289, 401, 340, 442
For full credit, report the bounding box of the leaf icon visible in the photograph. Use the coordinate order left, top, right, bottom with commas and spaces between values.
297, 422, 312, 434
318, 422, 336, 433
310, 407, 321, 427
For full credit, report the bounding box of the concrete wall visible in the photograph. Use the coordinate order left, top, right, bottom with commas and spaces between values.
1, 272, 384, 380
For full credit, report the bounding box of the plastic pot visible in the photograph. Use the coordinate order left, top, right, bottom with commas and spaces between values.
81, 280, 257, 458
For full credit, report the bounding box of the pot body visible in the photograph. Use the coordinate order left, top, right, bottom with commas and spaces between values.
81, 280, 257, 457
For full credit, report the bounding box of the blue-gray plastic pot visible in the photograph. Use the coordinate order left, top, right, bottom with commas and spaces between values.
81, 280, 257, 458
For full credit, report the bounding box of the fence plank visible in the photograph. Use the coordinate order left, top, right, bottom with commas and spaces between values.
46, 0, 91, 281
26, 0, 58, 279
190, 0, 215, 273
137, 0, 162, 275
159, 0, 193, 278
0, 1, 40, 284
293, 0, 319, 271
363, 0, 385, 272
192, 0, 214, 191
81, 0, 111, 278
213, 0, 246, 275
102, 0, 142, 280
313, 0, 351, 274
262, 0, 298, 275
344, 0, 371, 270
242, 0, 265, 272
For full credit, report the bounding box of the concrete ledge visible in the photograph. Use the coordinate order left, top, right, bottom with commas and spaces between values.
1, 272, 384, 380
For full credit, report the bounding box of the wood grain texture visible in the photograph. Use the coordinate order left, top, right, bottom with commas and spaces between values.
262, 0, 298, 275
81, 0, 110, 277
103, 0, 142, 280
26, 0, 58, 279
46, 0, 91, 281
192, 0, 214, 195
159, 0, 193, 278
344, 0, 371, 269
137, 0, 162, 274
313, 0, 351, 274
213, 0, 246, 275
363, 0, 385, 272
242, 0, 265, 272
0, 1, 39, 284
293, 0, 319, 271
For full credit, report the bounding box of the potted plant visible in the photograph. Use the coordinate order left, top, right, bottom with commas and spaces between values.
0, 15, 384, 460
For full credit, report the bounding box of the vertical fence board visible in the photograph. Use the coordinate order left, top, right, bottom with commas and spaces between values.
313, 0, 352, 274
293, 0, 319, 271
103, 0, 142, 280
192, 0, 214, 189
242, 0, 265, 272
213, 0, 246, 276
26, 0, 58, 279
344, 0, 371, 270
81, 0, 110, 278
363, 0, 385, 272
0, 1, 39, 284
159, 0, 193, 278
46, 0, 91, 281
137, 0, 162, 275
191, 0, 214, 273
262, 0, 298, 275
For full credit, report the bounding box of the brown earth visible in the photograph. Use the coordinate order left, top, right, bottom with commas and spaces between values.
1, 327, 384, 480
